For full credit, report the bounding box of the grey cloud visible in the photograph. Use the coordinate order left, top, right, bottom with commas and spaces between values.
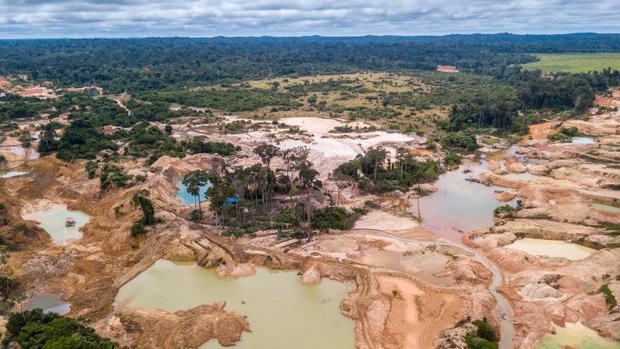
0, 0, 618, 38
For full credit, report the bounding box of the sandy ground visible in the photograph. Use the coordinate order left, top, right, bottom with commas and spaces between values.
280, 117, 418, 177
354, 210, 419, 232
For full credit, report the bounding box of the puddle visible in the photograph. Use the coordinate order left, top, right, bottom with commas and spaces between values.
592, 203, 620, 213
571, 136, 595, 144
22, 295, 71, 315
0, 171, 27, 179
504, 238, 595, 261
412, 161, 514, 240
22, 203, 89, 243
350, 248, 454, 287
115, 260, 354, 349
176, 181, 211, 206
537, 322, 620, 349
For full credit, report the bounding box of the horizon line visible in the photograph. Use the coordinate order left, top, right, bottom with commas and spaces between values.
1, 32, 620, 41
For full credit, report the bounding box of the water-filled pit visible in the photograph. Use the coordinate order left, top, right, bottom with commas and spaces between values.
504, 238, 595, 261
22, 202, 89, 243
176, 181, 211, 206
412, 161, 516, 240
22, 295, 71, 315
115, 260, 355, 349
537, 322, 620, 349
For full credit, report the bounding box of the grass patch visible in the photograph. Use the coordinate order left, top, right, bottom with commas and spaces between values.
523, 53, 620, 73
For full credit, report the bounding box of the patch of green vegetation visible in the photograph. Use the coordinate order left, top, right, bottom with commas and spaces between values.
100, 164, 133, 190
523, 53, 620, 73
441, 130, 479, 151
494, 205, 516, 217
311, 206, 360, 231
465, 318, 498, 349
183, 137, 239, 156
335, 147, 439, 194
444, 152, 462, 166
124, 122, 185, 163
599, 284, 617, 309
3, 309, 117, 348
55, 119, 119, 161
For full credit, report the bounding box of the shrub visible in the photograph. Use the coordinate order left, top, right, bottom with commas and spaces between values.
599, 284, 617, 309
311, 206, 358, 231
444, 152, 462, 166
130, 221, 146, 237
494, 205, 515, 217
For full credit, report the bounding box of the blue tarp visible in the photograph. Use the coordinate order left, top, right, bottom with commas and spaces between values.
224, 197, 239, 207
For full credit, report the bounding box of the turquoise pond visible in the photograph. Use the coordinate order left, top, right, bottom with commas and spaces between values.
176, 181, 212, 205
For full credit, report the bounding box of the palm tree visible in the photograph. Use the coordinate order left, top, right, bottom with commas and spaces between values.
182, 170, 209, 219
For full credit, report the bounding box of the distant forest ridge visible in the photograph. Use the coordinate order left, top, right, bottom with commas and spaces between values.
1, 33, 620, 92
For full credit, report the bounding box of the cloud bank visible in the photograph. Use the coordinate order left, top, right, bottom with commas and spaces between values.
0, 0, 619, 38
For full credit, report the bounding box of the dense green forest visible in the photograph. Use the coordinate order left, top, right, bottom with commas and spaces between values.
1, 34, 620, 93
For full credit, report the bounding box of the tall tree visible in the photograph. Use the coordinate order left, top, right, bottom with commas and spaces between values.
253, 144, 279, 169
182, 170, 209, 219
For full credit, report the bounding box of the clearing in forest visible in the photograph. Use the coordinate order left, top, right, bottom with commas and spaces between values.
522, 53, 620, 73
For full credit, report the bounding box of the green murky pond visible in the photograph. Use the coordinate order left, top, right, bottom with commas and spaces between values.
505, 238, 595, 261
538, 322, 620, 349
115, 260, 355, 349
592, 203, 620, 213
22, 204, 89, 243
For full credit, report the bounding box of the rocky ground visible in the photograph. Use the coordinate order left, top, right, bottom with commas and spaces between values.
470, 89, 620, 347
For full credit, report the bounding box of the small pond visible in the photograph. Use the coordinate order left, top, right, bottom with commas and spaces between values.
504, 238, 595, 261
176, 181, 211, 206
22, 203, 89, 243
0, 171, 27, 179
412, 161, 516, 240
23, 295, 71, 315
537, 322, 620, 349
115, 260, 355, 349
592, 203, 620, 213
571, 136, 595, 144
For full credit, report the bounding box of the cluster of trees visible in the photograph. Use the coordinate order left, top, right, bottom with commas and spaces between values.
180, 144, 360, 236
3, 309, 116, 348
440, 130, 480, 151
335, 146, 440, 193
182, 137, 239, 156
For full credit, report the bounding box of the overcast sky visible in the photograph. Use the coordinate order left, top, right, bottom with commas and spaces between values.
1, 0, 619, 38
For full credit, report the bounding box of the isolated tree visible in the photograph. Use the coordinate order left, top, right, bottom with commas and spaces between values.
253, 144, 279, 169
182, 170, 209, 219
131, 189, 155, 225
